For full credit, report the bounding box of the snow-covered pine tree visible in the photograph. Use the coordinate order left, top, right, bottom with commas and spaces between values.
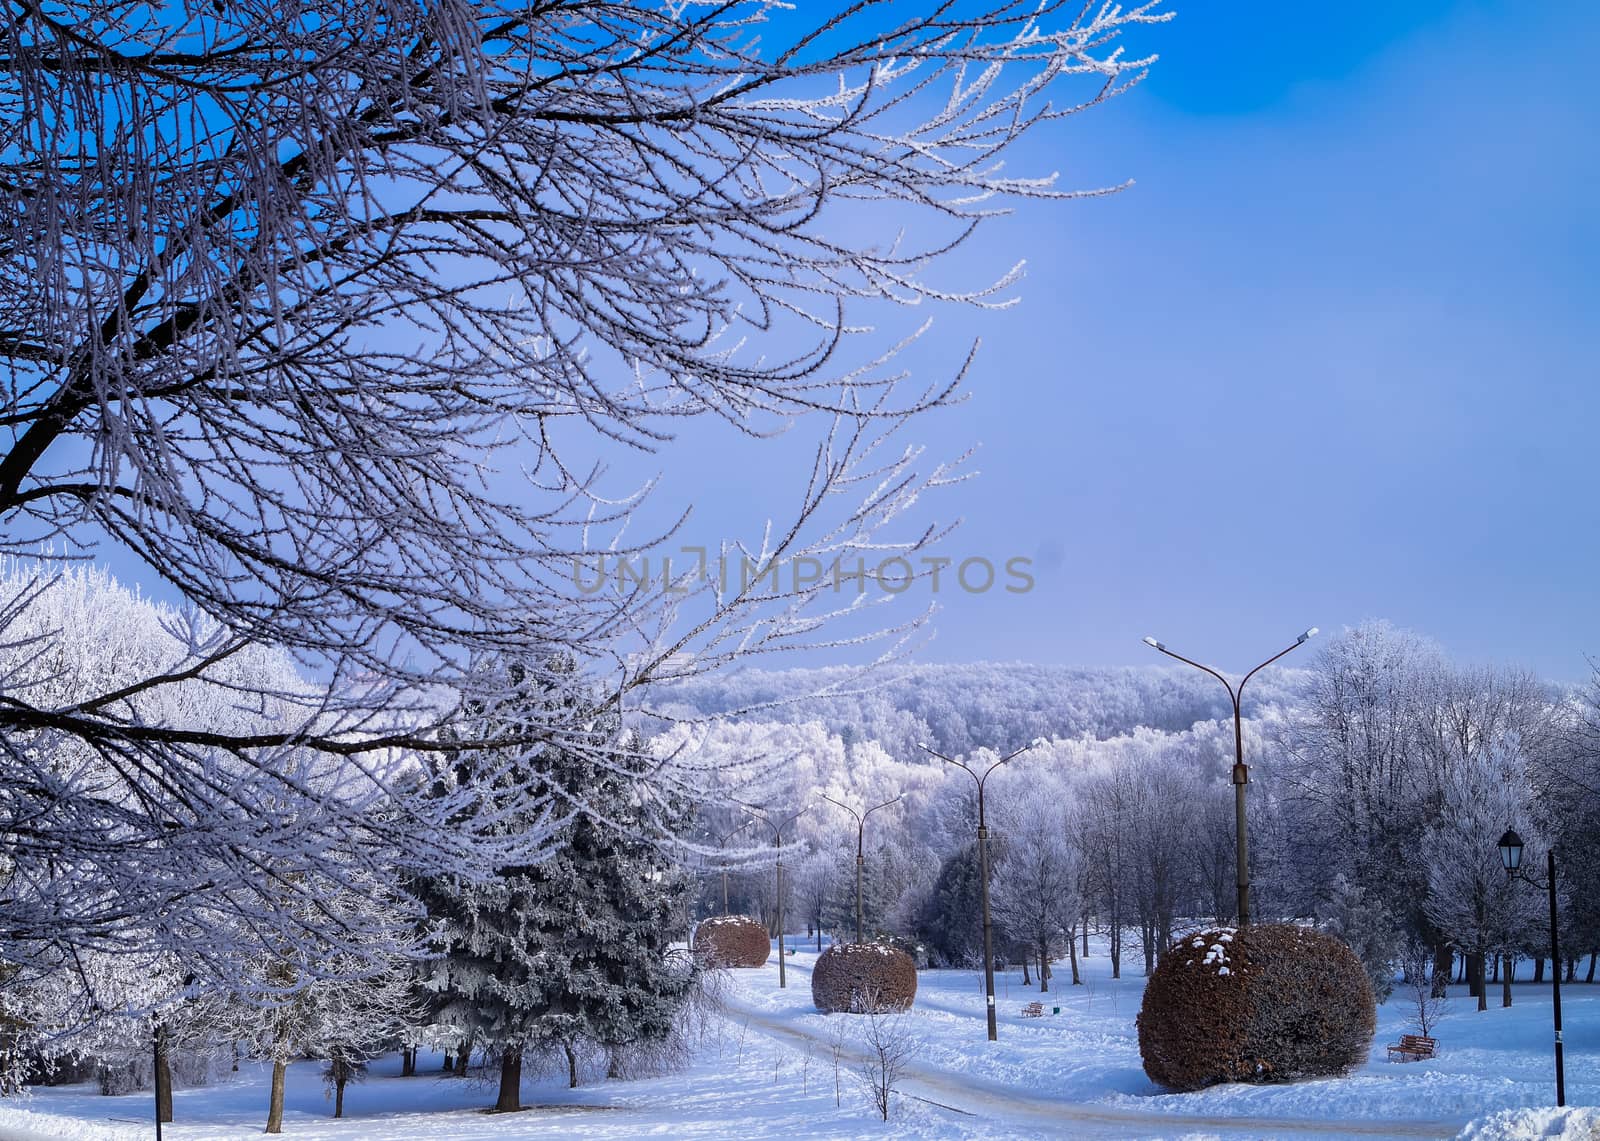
417, 660, 696, 1113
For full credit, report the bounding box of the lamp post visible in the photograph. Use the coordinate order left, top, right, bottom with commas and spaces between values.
153, 1019, 164, 1141
1141, 628, 1317, 926
1497, 829, 1565, 1107
714, 819, 756, 915
745, 805, 809, 988
919, 740, 1040, 1042
820, 793, 902, 945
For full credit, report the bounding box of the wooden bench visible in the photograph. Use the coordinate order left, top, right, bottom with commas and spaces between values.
1020, 1001, 1044, 1018
1386, 1034, 1436, 1062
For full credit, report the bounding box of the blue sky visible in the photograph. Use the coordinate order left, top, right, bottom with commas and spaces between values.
72, 2, 1600, 681
629, 0, 1600, 679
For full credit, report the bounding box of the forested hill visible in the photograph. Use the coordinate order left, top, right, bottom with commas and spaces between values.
645, 661, 1311, 758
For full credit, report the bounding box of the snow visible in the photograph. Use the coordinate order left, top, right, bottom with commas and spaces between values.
2, 936, 1595, 1140
1457, 1107, 1600, 1140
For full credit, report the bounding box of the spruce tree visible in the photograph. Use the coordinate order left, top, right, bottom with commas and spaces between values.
417, 661, 695, 1112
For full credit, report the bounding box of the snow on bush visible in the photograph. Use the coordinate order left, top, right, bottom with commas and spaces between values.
1137, 924, 1375, 1092
811, 942, 917, 1014
693, 916, 770, 969
1457, 1107, 1600, 1141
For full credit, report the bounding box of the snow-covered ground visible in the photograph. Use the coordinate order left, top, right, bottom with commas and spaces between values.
2, 938, 1594, 1140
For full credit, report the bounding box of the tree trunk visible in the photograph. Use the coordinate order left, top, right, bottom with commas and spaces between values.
154, 1023, 173, 1124
1502, 954, 1513, 1008
1081, 913, 1089, 958
334, 1077, 347, 1118
564, 1041, 579, 1089
401, 1047, 416, 1077
1588, 953, 1596, 984
1020, 955, 1031, 986
1468, 951, 1486, 1011
1567, 955, 1577, 983
1431, 943, 1453, 998
1039, 938, 1050, 993
442, 1052, 454, 1072
453, 1041, 470, 1077
1534, 956, 1546, 983
1433, 940, 1459, 998
1068, 926, 1081, 984
265, 1059, 287, 1134
495, 1052, 522, 1113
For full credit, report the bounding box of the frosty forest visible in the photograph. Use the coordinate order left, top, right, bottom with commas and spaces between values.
6, 570, 1600, 1138
1, 0, 1596, 1139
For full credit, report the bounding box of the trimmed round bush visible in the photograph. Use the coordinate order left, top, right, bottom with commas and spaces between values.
1137, 924, 1375, 1091
811, 942, 918, 1013
693, 915, 769, 968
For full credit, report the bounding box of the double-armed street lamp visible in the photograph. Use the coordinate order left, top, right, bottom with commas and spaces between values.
918, 739, 1041, 1042
1497, 829, 1566, 1107
821, 793, 902, 945
713, 819, 756, 915
745, 804, 809, 988
1141, 628, 1317, 927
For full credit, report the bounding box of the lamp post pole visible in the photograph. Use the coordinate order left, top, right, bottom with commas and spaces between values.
1498, 830, 1565, 1106
821, 794, 902, 944
153, 1020, 163, 1141
1548, 848, 1565, 1108
746, 806, 808, 988
1142, 628, 1317, 926
919, 741, 1038, 1041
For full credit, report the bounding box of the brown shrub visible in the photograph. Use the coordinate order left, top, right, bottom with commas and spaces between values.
693, 915, 770, 968
811, 943, 918, 1013
1137, 924, 1375, 1092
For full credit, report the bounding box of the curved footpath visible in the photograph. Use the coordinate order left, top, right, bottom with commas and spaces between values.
724, 957, 1466, 1141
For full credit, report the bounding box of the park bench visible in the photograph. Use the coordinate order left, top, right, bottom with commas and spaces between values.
1386, 1034, 1436, 1062
1020, 1001, 1044, 1018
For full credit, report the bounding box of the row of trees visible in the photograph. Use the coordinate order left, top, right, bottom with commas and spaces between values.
694, 725, 1238, 986
680, 622, 1600, 1008
8, 582, 1593, 1125
2, 643, 700, 1130
1271, 621, 1600, 1008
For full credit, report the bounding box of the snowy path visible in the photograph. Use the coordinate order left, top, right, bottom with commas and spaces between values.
725, 954, 1463, 1140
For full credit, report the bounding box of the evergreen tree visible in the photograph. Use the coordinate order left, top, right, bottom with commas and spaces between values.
915, 843, 990, 968
417, 661, 696, 1112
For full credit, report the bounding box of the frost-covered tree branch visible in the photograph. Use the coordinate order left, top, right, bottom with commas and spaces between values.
0, 0, 1165, 684
0, 0, 1166, 985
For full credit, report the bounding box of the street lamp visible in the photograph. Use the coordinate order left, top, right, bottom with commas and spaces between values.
713, 819, 756, 915
919, 739, 1041, 1041
1497, 828, 1565, 1107
821, 793, 902, 945
745, 805, 809, 989
1141, 628, 1317, 926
